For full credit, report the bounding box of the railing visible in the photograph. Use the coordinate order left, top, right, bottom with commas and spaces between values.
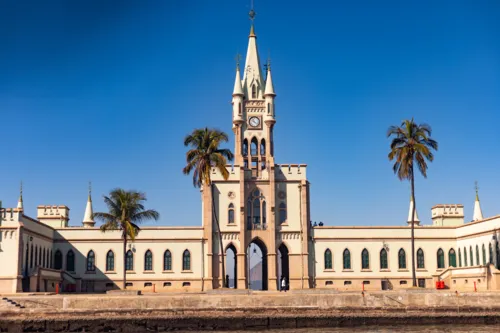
247, 217, 267, 230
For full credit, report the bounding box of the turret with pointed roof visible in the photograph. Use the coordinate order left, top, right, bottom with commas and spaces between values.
17, 181, 23, 212
407, 195, 420, 226
473, 183, 484, 221
83, 183, 95, 228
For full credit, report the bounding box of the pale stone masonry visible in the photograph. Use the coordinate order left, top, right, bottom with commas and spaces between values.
1, 21, 499, 294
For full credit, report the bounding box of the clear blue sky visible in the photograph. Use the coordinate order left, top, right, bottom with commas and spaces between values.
1, 0, 499, 227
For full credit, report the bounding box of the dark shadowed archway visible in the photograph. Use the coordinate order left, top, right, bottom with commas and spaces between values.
225, 244, 237, 288
278, 243, 290, 290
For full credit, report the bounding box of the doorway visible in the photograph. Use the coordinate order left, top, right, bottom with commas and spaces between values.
225, 244, 237, 288
277, 243, 290, 290
247, 238, 268, 290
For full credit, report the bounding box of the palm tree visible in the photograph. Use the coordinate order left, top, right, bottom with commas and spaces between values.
183, 127, 234, 288
388, 119, 438, 287
93, 189, 159, 290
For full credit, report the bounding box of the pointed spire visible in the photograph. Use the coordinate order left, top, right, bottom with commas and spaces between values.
83, 182, 95, 228
242, 6, 264, 99
233, 55, 244, 96
473, 181, 483, 221
17, 181, 24, 211
407, 195, 420, 225
264, 58, 275, 96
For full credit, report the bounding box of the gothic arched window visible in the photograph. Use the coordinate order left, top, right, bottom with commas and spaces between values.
380, 249, 388, 269
247, 189, 266, 229
251, 137, 258, 156
464, 247, 468, 266
260, 139, 266, 156
252, 84, 257, 99
489, 243, 493, 264
144, 250, 153, 271
34, 246, 38, 267
476, 245, 480, 266
42, 248, 46, 267
30, 244, 33, 268
459, 248, 462, 267
437, 248, 445, 269
361, 249, 369, 269
126, 250, 134, 271
66, 250, 75, 272
238, 102, 242, 115
482, 244, 486, 265
228, 203, 235, 224
343, 249, 351, 269
279, 203, 287, 225
54, 250, 63, 270
398, 248, 406, 269
470, 246, 473, 266
324, 249, 332, 270
106, 250, 115, 271
183, 250, 191, 271
164, 250, 172, 271
417, 248, 425, 268
86, 250, 96, 272
448, 248, 456, 267
243, 139, 248, 157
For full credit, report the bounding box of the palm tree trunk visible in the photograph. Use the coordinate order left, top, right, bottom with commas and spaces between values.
410, 168, 417, 287
211, 184, 226, 288
123, 236, 127, 290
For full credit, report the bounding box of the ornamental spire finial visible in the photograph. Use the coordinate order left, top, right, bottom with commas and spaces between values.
249, 0, 256, 37
475, 181, 479, 201
17, 180, 24, 210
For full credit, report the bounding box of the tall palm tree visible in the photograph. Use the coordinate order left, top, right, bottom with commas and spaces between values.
387, 119, 438, 287
93, 189, 159, 290
183, 127, 234, 288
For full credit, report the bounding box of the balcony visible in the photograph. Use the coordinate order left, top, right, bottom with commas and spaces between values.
247, 217, 267, 230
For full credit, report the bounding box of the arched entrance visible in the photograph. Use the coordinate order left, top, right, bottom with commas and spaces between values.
247, 238, 268, 290
225, 244, 237, 288
277, 243, 289, 290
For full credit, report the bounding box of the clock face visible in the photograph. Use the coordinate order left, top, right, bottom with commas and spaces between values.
249, 116, 260, 127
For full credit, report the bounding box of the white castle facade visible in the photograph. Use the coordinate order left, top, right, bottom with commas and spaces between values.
1, 22, 500, 294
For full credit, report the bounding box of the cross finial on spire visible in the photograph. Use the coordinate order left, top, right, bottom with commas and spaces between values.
475, 181, 479, 201
235, 53, 241, 68
249, 0, 256, 21
88, 181, 92, 202
20, 181, 23, 197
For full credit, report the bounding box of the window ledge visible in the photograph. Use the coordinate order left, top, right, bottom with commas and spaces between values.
126, 271, 136, 274
342, 269, 353, 272
416, 269, 427, 272
105, 271, 117, 274
398, 269, 409, 272
182, 270, 193, 274
162, 270, 174, 274
324, 269, 335, 272
436, 268, 444, 272
226, 224, 238, 227
280, 223, 289, 226
85, 271, 96, 274
361, 269, 372, 272
380, 269, 390, 272
143, 271, 155, 274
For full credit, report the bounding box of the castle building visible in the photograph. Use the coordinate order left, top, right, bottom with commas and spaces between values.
1, 17, 500, 294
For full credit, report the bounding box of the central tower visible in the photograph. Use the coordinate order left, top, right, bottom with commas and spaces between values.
232, 22, 276, 178
204, 10, 311, 292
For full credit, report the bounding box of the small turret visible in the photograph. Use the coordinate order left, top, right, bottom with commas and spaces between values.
407, 195, 420, 226
472, 182, 484, 221
83, 182, 95, 228
232, 63, 244, 124
17, 181, 24, 212
264, 60, 276, 124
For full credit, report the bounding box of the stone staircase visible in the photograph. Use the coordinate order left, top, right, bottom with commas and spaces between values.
1, 297, 25, 309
